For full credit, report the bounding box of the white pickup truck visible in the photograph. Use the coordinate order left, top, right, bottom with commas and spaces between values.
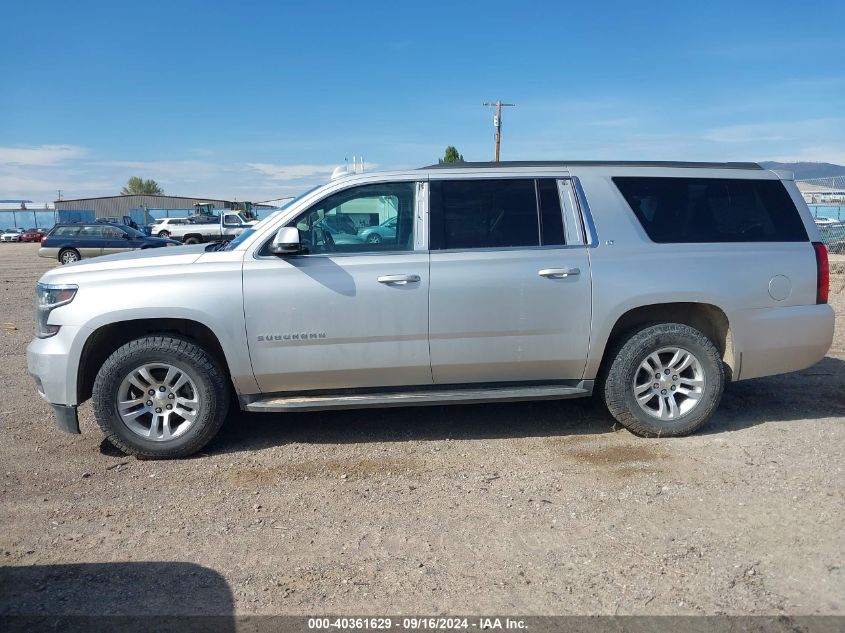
151, 212, 256, 244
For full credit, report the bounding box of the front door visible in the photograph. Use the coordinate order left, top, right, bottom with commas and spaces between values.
243, 180, 432, 393
428, 177, 592, 384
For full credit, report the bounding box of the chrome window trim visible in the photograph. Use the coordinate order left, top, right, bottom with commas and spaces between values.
558, 179, 585, 246
431, 244, 587, 254
571, 176, 599, 247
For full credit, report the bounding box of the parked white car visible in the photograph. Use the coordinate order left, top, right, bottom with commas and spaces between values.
814, 216, 841, 227
150, 217, 191, 238
0, 228, 25, 242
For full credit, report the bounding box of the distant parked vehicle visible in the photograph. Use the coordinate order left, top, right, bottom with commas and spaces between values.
358, 216, 398, 244
39, 223, 180, 264
1, 228, 25, 242
150, 217, 191, 238
20, 228, 47, 243
158, 211, 255, 244
814, 216, 841, 227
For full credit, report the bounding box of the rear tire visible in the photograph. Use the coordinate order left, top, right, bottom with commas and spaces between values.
158, 231, 170, 238
91, 335, 230, 459
603, 323, 724, 437
59, 248, 80, 264
183, 235, 201, 245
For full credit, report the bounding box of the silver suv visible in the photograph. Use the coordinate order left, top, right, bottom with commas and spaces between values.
27, 161, 835, 458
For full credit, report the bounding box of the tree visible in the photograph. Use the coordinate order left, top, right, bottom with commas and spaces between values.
121, 177, 164, 195
438, 146, 464, 164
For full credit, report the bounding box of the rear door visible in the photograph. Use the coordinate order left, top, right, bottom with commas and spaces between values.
428, 177, 592, 384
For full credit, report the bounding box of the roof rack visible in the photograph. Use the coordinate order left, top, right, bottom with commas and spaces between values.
421, 160, 763, 170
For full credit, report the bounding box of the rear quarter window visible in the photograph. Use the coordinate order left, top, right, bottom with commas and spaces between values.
613, 177, 808, 243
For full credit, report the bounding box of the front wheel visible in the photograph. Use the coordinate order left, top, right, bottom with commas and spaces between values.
603, 323, 724, 437
91, 335, 230, 458
367, 233, 382, 244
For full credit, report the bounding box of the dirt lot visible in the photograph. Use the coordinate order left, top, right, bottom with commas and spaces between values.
1, 242, 843, 617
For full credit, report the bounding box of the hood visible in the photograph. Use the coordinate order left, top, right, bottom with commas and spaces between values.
143, 235, 181, 245
40, 244, 209, 283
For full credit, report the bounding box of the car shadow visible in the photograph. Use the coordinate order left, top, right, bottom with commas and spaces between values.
0, 562, 235, 631
200, 355, 845, 455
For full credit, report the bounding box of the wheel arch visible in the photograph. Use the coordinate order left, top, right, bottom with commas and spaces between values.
592, 302, 735, 382
77, 318, 230, 403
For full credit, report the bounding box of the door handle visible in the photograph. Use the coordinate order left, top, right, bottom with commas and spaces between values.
377, 274, 421, 285
538, 268, 580, 278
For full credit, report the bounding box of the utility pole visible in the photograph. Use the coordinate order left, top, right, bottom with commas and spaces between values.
483, 99, 515, 161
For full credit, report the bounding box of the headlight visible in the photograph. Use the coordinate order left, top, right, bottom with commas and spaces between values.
36, 283, 77, 338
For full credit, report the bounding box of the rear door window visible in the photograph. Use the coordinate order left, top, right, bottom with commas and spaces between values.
613, 177, 808, 243
429, 178, 565, 250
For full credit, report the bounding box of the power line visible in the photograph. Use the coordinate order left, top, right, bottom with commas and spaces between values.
483, 100, 515, 162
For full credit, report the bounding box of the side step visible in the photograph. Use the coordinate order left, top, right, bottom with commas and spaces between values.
244, 383, 592, 413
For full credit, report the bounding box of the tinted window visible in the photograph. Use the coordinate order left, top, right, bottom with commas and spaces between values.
430, 178, 567, 250
538, 179, 565, 246
287, 182, 416, 254
430, 179, 537, 249
614, 177, 808, 243
51, 226, 80, 237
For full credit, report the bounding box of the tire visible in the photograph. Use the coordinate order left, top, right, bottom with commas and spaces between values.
183, 235, 201, 245
91, 335, 230, 459
59, 248, 80, 264
158, 231, 170, 238
603, 323, 724, 437
367, 233, 382, 244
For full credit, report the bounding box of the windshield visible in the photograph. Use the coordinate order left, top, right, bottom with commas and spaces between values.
221, 185, 323, 251
123, 225, 146, 237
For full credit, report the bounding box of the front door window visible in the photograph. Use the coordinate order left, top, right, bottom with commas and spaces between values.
290, 182, 416, 254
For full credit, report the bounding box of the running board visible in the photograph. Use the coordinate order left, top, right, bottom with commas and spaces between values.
243, 383, 592, 413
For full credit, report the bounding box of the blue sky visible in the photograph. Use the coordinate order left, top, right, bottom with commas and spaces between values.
1, 0, 843, 202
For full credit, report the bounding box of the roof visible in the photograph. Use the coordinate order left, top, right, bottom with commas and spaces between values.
422, 160, 764, 170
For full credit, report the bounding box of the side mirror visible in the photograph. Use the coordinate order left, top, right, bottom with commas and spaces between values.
269, 226, 303, 256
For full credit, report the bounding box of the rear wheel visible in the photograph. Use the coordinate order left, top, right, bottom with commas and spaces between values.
603, 323, 724, 437
367, 233, 382, 244
183, 235, 201, 245
91, 335, 230, 459
59, 248, 80, 264
158, 230, 170, 238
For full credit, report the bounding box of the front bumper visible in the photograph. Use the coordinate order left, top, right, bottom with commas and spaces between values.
27, 325, 88, 405
28, 326, 89, 434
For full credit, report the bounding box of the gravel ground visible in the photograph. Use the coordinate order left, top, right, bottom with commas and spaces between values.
1, 243, 843, 616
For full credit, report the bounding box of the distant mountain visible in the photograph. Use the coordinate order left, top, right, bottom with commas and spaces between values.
759, 162, 845, 180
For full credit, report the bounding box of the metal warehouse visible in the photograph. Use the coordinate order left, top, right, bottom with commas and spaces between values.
54, 194, 236, 219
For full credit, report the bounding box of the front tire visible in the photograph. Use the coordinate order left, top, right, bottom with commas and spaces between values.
92, 335, 230, 458
367, 233, 382, 244
603, 323, 724, 437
